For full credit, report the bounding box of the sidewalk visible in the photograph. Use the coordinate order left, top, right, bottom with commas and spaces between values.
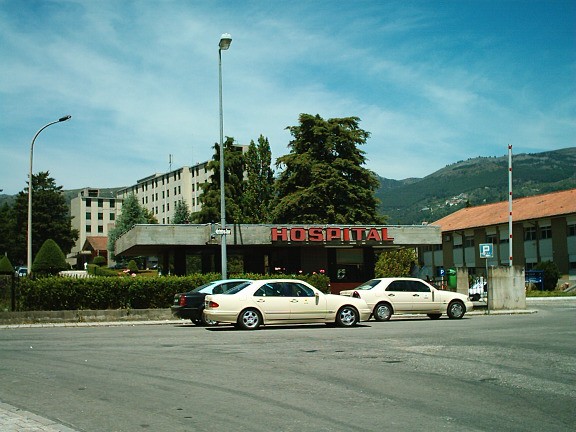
0, 401, 78, 432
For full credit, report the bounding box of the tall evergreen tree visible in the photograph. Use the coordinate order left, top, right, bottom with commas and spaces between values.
243, 135, 274, 223
107, 194, 148, 254
11, 172, 78, 264
172, 200, 191, 224
272, 114, 383, 224
193, 137, 245, 224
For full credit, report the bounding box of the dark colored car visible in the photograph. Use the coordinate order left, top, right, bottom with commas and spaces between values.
171, 279, 250, 325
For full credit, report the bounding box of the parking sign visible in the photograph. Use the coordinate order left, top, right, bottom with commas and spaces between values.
479, 243, 493, 258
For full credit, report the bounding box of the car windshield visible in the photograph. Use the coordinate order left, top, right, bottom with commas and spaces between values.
353, 279, 380, 290
223, 281, 252, 295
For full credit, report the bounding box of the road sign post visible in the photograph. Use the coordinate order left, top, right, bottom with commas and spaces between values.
479, 243, 494, 313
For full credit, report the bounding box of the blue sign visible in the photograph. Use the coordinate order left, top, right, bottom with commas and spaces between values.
479, 243, 493, 258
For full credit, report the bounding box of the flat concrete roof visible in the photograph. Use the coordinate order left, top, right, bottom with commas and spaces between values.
115, 224, 441, 256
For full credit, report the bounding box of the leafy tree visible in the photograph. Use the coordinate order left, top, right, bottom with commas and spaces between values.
533, 261, 561, 291
107, 194, 148, 256
143, 207, 158, 224
193, 137, 245, 224
11, 172, 78, 264
243, 135, 274, 223
32, 239, 68, 275
272, 114, 383, 224
374, 248, 417, 277
0, 203, 17, 262
172, 200, 191, 224
0, 255, 14, 274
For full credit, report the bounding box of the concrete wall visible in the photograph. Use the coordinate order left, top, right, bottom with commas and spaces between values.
456, 267, 469, 296
488, 266, 526, 310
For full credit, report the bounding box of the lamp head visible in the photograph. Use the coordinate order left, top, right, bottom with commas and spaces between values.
219, 33, 232, 50
59, 115, 72, 122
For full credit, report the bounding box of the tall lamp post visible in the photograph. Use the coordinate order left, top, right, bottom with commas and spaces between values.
218, 33, 232, 279
27, 115, 72, 274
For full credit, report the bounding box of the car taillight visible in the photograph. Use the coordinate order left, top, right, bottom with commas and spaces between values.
178, 295, 186, 306
208, 301, 219, 308
352, 291, 360, 299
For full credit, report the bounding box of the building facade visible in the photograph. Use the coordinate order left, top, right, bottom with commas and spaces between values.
68, 188, 123, 266
421, 189, 576, 279
115, 162, 212, 224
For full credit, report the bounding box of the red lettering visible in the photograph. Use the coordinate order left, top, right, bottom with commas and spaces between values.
351, 228, 364, 241
291, 228, 306, 241
271, 228, 288, 241
342, 228, 350, 241
381, 228, 394, 241
308, 228, 323, 241
366, 228, 381, 241
326, 228, 341, 241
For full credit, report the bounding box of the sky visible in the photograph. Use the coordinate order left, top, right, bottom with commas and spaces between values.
1, 0, 575, 195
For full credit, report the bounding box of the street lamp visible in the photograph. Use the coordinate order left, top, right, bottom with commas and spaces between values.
218, 33, 232, 279
27, 115, 72, 274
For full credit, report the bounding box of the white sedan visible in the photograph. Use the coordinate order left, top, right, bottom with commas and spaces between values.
339, 278, 473, 321
204, 279, 371, 330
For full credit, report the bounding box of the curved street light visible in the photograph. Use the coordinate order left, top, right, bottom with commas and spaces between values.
27, 115, 72, 273
218, 33, 231, 279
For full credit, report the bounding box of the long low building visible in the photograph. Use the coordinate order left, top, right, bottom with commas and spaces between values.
115, 224, 441, 292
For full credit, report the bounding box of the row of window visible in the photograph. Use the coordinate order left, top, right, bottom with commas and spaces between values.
85, 225, 105, 233
450, 224, 575, 249
86, 212, 115, 221
85, 198, 116, 208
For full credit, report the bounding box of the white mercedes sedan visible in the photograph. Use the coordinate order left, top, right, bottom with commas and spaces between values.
340, 278, 473, 321
204, 279, 371, 330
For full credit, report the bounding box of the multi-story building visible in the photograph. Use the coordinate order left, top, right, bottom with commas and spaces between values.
115, 162, 211, 224
421, 189, 576, 279
68, 188, 123, 266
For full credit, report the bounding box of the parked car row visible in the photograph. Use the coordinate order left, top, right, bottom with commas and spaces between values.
171, 277, 473, 330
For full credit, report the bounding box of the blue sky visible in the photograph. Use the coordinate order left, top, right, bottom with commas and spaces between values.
1, 0, 574, 195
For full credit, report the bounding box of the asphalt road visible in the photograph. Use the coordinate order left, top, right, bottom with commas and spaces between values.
1, 304, 574, 432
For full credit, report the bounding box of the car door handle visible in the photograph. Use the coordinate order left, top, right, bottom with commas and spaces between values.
290, 299, 298, 303
256, 299, 266, 303
388, 293, 395, 297
413, 294, 420, 297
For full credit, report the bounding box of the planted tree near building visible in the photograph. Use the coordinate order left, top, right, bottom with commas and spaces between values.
375, 248, 417, 277
243, 135, 274, 223
32, 239, 68, 275
172, 200, 191, 224
107, 194, 148, 257
0, 203, 17, 261
272, 114, 383, 224
11, 172, 78, 264
194, 137, 245, 224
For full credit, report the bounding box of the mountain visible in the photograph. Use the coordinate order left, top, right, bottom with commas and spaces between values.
376, 147, 576, 225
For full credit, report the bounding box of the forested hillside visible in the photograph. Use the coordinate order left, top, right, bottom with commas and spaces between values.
377, 147, 576, 225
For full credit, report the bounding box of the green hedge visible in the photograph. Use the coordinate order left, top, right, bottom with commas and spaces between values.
17, 273, 331, 311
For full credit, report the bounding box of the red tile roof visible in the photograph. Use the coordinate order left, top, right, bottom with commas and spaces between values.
432, 189, 576, 232
84, 236, 108, 252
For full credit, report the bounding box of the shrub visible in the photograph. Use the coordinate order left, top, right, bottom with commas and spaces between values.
32, 239, 68, 275
0, 255, 14, 275
127, 260, 139, 273
533, 261, 561, 291
375, 248, 417, 277
16, 272, 332, 310
93, 256, 106, 267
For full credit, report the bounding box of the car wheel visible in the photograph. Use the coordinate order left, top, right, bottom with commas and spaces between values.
373, 303, 392, 321
335, 306, 359, 327
237, 308, 262, 330
447, 300, 466, 319
427, 313, 442, 320
191, 318, 202, 325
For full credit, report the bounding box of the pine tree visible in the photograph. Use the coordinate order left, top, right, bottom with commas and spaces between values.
32, 238, 68, 275
193, 137, 245, 224
107, 194, 147, 255
172, 200, 191, 224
